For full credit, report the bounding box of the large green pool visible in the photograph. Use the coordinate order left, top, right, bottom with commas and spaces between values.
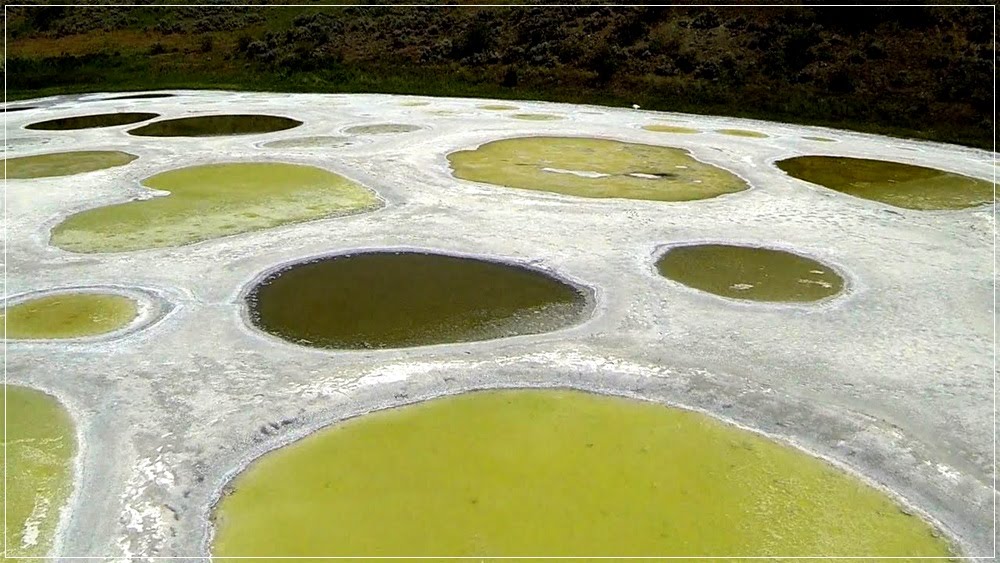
1, 386, 76, 558
212, 389, 952, 558
51, 162, 380, 253
247, 252, 588, 349
448, 136, 748, 201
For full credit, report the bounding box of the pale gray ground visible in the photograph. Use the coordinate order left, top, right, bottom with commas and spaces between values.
2, 90, 996, 560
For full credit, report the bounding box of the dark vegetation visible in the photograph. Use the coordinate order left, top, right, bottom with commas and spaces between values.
4, 3, 995, 148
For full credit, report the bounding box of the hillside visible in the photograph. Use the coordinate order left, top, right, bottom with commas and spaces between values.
4, 3, 995, 149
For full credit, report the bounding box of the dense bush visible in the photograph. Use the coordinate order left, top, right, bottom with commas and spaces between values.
5, 4, 994, 148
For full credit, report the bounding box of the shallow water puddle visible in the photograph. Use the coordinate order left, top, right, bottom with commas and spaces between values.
128, 114, 301, 137
802, 136, 837, 143
261, 136, 356, 149
716, 128, 769, 138
344, 123, 422, 134
5, 150, 137, 179
51, 162, 379, 253
398, 100, 431, 106
1, 386, 75, 558
101, 93, 174, 101
511, 113, 564, 121
777, 155, 995, 210
478, 104, 519, 111
448, 136, 748, 201
643, 124, 699, 134
2, 293, 138, 338
657, 244, 844, 302
212, 389, 952, 558
247, 251, 588, 349
26, 112, 158, 130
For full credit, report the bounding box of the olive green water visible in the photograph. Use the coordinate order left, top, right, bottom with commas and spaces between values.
212, 389, 952, 558
248, 252, 588, 349
51, 163, 379, 253
802, 136, 837, 142
717, 128, 769, 138
478, 104, 519, 111
1, 386, 76, 559
2, 293, 138, 339
398, 100, 430, 106
5, 151, 137, 179
448, 136, 748, 201
643, 124, 699, 134
261, 136, 354, 149
127, 114, 301, 137
511, 113, 564, 121
776, 156, 995, 210
344, 123, 422, 134
657, 244, 844, 302
26, 112, 158, 130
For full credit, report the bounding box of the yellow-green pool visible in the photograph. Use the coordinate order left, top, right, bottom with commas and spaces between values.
643, 124, 699, 134
656, 244, 844, 302
1, 386, 76, 558
717, 128, 769, 138
50, 162, 380, 253
5, 151, 137, 179
212, 389, 952, 558
449, 136, 748, 201
3, 292, 138, 339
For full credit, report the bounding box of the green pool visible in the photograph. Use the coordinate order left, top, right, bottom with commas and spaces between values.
2, 386, 76, 558
3, 292, 138, 339
26, 112, 157, 130
449, 136, 748, 201
212, 389, 952, 558
777, 155, 995, 210
247, 252, 588, 349
51, 162, 380, 253
656, 244, 844, 302
717, 129, 769, 138
643, 124, 699, 134
128, 114, 301, 137
5, 151, 137, 179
